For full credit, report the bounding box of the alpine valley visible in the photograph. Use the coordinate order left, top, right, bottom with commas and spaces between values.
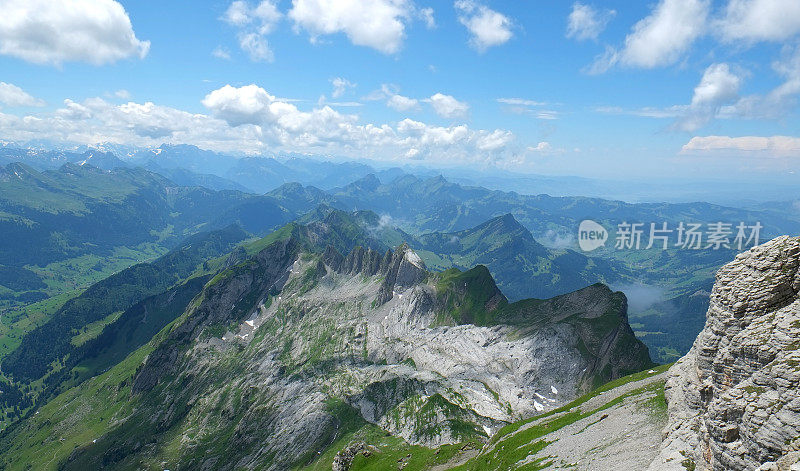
0, 145, 799, 470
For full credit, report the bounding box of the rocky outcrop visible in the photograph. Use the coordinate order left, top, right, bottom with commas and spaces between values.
132, 237, 300, 393
651, 236, 800, 471
332, 442, 367, 471
325, 243, 428, 304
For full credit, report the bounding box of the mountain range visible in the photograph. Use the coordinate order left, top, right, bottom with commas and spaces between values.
3, 153, 799, 368
0, 209, 652, 470
1, 143, 799, 469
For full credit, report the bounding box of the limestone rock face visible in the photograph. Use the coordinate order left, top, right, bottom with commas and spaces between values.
651, 236, 800, 471
68, 240, 651, 471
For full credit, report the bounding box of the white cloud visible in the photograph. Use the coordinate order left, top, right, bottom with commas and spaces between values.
387, 94, 419, 111
223, 1, 251, 26
239, 33, 275, 62
526, 141, 567, 156
595, 105, 687, 118
425, 93, 469, 118
535, 111, 559, 120
477, 129, 513, 151
455, 0, 513, 52
719, 46, 800, 120
212, 46, 232, 60
0, 84, 517, 164
0, 0, 149, 66
675, 63, 743, 131
0, 83, 45, 107
595, 64, 744, 130
716, 0, 800, 42
317, 94, 362, 107
114, 89, 131, 100
363, 84, 397, 102
497, 98, 547, 106
528, 142, 552, 152
289, 0, 415, 54
222, 1, 282, 61
681, 135, 800, 156
201, 85, 506, 157
590, 0, 709, 72
331, 77, 356, 98
0, 96, 264, 151
223, 0, 282, 33
201, 84, 280, 126
691, 64, 742, 107
365, 84, 420, 112
419, 7, 436, 29
497, 98, 558, 119
566, 3, 615, 41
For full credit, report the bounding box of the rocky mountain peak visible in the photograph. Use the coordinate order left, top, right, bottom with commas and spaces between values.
652, 236, 800, 470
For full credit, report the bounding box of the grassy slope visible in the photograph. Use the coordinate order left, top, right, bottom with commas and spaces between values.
300, 363, 672, 471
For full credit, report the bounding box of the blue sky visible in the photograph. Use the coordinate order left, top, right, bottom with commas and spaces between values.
0, 0, 799, 180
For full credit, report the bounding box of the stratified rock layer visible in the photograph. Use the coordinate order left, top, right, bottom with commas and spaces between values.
651, 236, 800, 471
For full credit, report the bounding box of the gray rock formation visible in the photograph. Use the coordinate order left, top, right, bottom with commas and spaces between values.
651, 236, 800, 471
64, 238, 651, 470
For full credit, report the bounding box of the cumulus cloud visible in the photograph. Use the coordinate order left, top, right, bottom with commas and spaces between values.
727, 46, 800, 119
0, 96, 266, 151
387, 94, 419, 111
330, 77, 356, 98
0, 0, 150, 66
0, 83, 45, 107
365, 84, 420, 112
716, 0, 800, 43
589, 0, 709, 73
691, 64, 742, 107
596, 64, 745, 130
455, 0, 513, 52
476, 129, 513, 151
202, 84, 286, 126
681, 135, 800, 156
289, 0, 416, 54
0, 84, 517, 164
425, 93, 469, 118
223, 0, 282, 32
222, 1, 282, 62
674, 63, 743, 131
201, 85, 508, 157
566, 3, 615, 41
